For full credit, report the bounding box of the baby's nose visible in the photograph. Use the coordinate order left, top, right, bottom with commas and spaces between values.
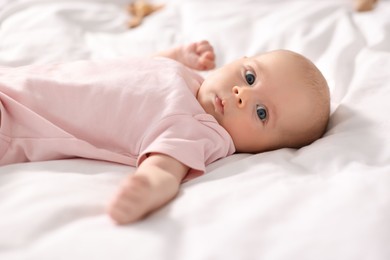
232, 86, 247, 108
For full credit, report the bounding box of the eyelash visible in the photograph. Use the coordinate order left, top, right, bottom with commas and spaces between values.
245, 70, 256, 85
244, 67, 267, 122
256, 105, 268, 122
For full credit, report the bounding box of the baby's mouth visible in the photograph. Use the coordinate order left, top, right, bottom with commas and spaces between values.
214, 96, 224, 115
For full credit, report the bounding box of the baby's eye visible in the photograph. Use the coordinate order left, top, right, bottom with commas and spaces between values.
256, 105, 267, 121
245, 71, 256, 85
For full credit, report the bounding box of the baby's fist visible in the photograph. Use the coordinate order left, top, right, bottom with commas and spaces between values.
181, 40, 216, 71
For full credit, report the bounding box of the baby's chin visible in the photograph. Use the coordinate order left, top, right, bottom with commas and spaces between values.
232, 136, 280, 153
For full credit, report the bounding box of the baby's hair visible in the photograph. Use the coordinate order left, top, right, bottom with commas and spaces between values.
281, 50, 330, 149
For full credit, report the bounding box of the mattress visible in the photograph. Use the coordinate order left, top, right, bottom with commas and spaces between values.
0, 0, 389, 259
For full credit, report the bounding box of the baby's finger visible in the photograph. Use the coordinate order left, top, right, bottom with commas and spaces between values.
107, 203, 131, 225
196, 41, 214, 55
199, 54, 215, 70
186, 42, 197, 53
196, 40, 211, 48
202, 51, 215, 61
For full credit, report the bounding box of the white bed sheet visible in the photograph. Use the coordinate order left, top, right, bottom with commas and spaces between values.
1, 0, 390, 259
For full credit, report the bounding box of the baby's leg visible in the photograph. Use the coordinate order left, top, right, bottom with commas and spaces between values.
107, 153, 188, 224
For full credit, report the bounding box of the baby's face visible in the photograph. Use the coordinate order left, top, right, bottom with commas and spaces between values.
197, 50, 317, 152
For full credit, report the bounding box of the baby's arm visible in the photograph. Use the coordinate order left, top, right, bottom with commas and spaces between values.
107, 153, 189, 224
155, 40, 215, 71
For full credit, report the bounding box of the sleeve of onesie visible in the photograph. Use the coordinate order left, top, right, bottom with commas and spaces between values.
137, 115, 233, 181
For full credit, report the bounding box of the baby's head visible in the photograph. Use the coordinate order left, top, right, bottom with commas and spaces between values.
197, 50, 330, 153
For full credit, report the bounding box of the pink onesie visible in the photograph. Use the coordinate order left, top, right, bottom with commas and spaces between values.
0, 57, 235, 179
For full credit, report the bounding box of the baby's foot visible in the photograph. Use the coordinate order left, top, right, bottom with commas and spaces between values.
107, 174, 155, 224
178, 40, 216, 71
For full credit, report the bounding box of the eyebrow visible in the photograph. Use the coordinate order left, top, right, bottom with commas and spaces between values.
252, 59, 262, 73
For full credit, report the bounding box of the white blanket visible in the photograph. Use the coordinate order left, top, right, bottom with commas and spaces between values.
1, 0, 390, 259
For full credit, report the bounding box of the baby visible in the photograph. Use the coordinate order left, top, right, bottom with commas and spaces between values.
0, 41, 330, 225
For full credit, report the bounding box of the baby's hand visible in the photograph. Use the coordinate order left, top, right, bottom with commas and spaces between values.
107, 175, 154, 224
107, 154, 186, 224
178, 40, 216, 71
